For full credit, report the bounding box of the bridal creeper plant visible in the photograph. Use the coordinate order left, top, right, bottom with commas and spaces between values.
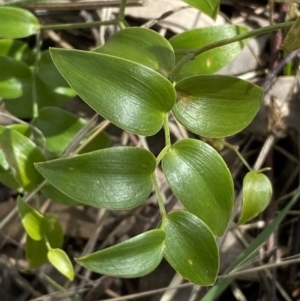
0, 0, 299, 285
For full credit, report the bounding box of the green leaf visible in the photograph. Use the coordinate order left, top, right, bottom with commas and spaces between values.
0, 55, 31, 99
50, 48, 175, 136
38, 50, 74, 89
26, 214, 64, 268
174, 75, 263, 138
0, 39, 33, 63
238, 171, 272, 224
32, 107, 86, 156
169, 25, 248, 81
41, 183, 82, 206
76, 229, 165, 278
280, 17, 300, 51
201, 186, 300, 300
17, 196, 51, 241
94, 27, 175, 77
181, 0, 219, 19
0, 128, 46, 191
4, 73, 75, 119
35, 147, 156, 209
0, 170, 20, 190
32, 107, 110, 157
0, 7, 40, 38
48, 248, 74, 281
7, 124, 32, 137
164, 211, 219, 285
162, 139, 233, 236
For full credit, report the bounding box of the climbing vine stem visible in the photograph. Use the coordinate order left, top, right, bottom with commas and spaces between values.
224, 141, 252, 171
152, 173, 167, 228
170, 21, 294, 81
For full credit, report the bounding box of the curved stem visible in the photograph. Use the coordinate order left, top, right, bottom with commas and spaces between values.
41, 19, 119, 31
156, 145, 171, 166
164, 113, 171, 147
224, 141, 252, 171
170, 21, 294, 81
152, 173, 166, 228
118, 0, 127, 20
32, 31, 41, 118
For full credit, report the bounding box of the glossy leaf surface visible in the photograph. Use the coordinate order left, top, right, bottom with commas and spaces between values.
50, 48, 175, 136
76, 229, 165, 277
94, 27, 175, 76
0, 129, 46, 191
0, 7, 40, 38
169, 25, 248, 80
32, 107, 85, 156
0, 56, 31, 99
181, 0, 219, 19
17, 196, 51, 241
164, 211, 219, 285
238, 171, 272, 224
162, 139, 233, 236
174, 75, 263, 138
48, 248, 74, 280
26, 214, 64, 268
35, 147, 156, 209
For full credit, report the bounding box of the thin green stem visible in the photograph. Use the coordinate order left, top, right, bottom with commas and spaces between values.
152, 173, 167, 228
170, 21, 294, 81
32, 31, 41, 118
224, 141, 252, 171
44, 236, 51, 251
156, 145, 171, 166
257, 167, 272, 173
41, 19, 119, 31
118, 0, 127, 20
164, 113, 171, 147
117, 0, 128, 29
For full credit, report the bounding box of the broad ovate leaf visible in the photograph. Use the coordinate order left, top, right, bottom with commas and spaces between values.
0, 128, 46, 191
26, 214, 64, 268
162, 139, 233, 236
0, 7, 40, 38
38, 50, 75, 91
0, 39, 33, 63
41, 183, 83, 206
76, 229, 165, 278
94, 27, 175, 77
50, 48, 175, 136
174, 75, 263, 138
164, 211, 219, 285
238, 171, 272, 225
0, 56, 31, 99
280, 17, 300, 51
35, 147, 156, 209
4, 71, 75, 119
17, 196, 51, 241
47, 248, 74, 281
181, 0, 219, 19
32, 107, 86, 156
169, 25, 248, 81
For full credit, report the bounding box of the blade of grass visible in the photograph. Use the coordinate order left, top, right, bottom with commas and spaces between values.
201, 186, 300, 301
